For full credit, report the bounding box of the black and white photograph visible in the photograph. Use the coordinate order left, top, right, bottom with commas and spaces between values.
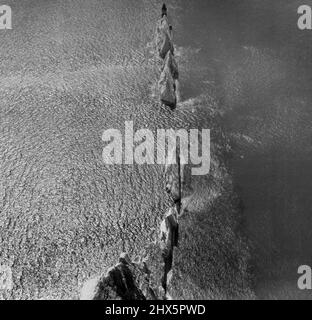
1, 0, 312, 303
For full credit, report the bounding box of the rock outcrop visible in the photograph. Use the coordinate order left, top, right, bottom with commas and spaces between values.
158, 65, 177, 109
80, 253, 157, 300
155, 6, 179, 109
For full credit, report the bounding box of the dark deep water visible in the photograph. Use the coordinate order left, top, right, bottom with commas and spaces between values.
177, 0, 312, 298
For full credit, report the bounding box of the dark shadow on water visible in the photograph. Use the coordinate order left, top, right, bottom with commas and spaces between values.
176, 0, 312, 299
